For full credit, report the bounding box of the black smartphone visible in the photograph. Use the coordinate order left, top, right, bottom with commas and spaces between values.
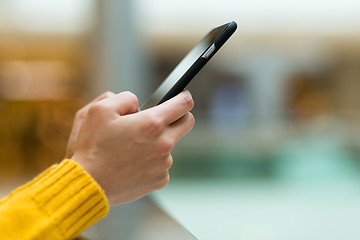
140, 21, 237, 110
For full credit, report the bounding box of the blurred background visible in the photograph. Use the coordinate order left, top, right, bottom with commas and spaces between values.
1, 0, 360, 239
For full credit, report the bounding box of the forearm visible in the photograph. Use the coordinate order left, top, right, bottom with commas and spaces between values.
0, 160, 109, 240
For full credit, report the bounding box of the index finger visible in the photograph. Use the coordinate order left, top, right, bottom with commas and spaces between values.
141, 90, 194, 124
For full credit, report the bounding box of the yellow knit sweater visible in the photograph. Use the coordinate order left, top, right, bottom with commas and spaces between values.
0, 159, 109, 240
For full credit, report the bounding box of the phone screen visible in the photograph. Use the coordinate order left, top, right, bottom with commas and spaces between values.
141, 21, 237, 110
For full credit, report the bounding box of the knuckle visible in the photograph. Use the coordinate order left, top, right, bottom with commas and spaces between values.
75, 108, 87, 119
163, 155, 173, 170
123, 91, 139, 105
88, 101, 108, 115
103, 91, 114, 98
154, 173, 170, 190
160, 137, 175, 153
144, 114, 165, 135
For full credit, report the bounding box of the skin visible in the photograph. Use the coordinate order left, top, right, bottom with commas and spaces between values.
65, 90, 195, 206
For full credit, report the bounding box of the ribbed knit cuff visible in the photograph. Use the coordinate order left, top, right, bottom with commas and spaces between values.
26, 159, 109, 238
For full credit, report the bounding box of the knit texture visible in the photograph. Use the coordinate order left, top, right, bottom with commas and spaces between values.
0, 159, 109, 240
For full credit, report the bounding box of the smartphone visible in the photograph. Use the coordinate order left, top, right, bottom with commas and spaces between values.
140, 21, 237, 110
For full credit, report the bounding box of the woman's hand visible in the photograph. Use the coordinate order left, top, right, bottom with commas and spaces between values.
71, 91, 195, 205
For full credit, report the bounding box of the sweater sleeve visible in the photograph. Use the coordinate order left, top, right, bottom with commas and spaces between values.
0, 159, 109, 240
